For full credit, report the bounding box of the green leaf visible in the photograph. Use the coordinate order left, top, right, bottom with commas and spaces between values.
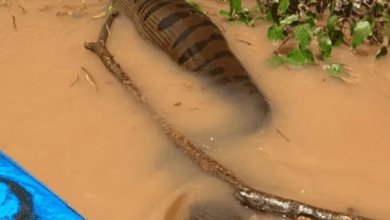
304, 15, 316, 28
327, 15, 338, 32
280, 14, 299, 26
372, 4, 385, 16
304, 12, 317, 28
256, 0, 266, 12
240, 14, 250, 24
376, 46, 388, 59
306, 11, 317, 19
266, 8, 274, 22
219, 10, 231, 18
317, 32, 332, 59
185, 0, 206, 14
268, 24, 286, 40
230, 0, 242, 15
279, 0, 290, 13
266, 55, 285, 67
383, 15, 390, 23
352, 21, 372, 48
305, 17, 317, 28
106, 2, 115, 13
294, 23, 313, 49
326, 63, 345, 78
365, 16, 376, 27
266, 4, 279, 23
286, 49, 315, 66
248, 7, 264, 23
329, 30, 344, 47
349, 20, 356, 35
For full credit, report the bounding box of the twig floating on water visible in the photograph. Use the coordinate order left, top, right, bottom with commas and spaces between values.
69, 75, 80, 88
278, 35, 294, 50
81, 67, 98, 91
18, 4, 25, 13
276, 128, 290, 143
12, 15, 16, 29
105, 23, 111, 37
236, 39, 253, 45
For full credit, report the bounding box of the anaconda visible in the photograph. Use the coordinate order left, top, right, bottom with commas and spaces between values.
84, 8, 374, 220
115, 0, 271, 131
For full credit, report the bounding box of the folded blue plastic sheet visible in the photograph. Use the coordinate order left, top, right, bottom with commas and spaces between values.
0, 150, 85, 220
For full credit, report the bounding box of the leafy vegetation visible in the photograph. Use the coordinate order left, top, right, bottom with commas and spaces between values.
185, 0, 206, 14
219, 0, 257, 25
218, 0, 390, 81
92, 1, 115, 19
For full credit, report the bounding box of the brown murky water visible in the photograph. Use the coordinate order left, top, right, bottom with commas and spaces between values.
1, 0, 390, 219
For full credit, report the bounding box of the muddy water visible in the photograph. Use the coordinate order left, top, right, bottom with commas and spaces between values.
1, 0, 390, 219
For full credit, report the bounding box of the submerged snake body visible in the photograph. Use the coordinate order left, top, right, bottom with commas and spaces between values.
116, 0, 270, 126
85, 10, 374, 220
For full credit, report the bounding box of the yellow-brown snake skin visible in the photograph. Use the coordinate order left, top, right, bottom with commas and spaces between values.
116, 0, 271, 128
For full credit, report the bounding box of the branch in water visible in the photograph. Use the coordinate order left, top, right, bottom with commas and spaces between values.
84, 10, 375, 220
234, 187, 372, 220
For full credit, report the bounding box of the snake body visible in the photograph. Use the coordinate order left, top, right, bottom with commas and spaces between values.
116, 0, 270, 128
84, 9, 374, 220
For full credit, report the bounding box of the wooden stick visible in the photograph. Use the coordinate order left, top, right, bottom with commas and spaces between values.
276, 128, 290, 143
12, 15, 16, 29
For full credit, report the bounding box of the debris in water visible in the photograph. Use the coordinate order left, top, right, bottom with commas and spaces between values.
81, 67, 98, 92
276, 128, 290, 143
12, 15, 16, 29
56, 0, 87, 17
92, 11, 107, 19
184, 81, 192, 87
18, 4, 25, 13
39, 5, 52, 11
237, 39, 253, 45
69, 75, 80, 88
173, 102, 181, 106
105, 23, 111, 37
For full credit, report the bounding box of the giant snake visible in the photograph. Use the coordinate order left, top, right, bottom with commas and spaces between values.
84, 0, 375, 219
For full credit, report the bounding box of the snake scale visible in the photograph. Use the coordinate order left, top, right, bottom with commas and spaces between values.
115, 0, 271, 129
84, 1, 375, 219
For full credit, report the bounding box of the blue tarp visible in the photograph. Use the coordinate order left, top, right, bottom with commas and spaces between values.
0, 150, 85, 220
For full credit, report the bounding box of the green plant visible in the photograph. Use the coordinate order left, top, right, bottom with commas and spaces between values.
219, 0, 263, 25
252, 0, 390, 80
216, 0, 390, 80
92, 1, 115, 19
185, 0, 206, 14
